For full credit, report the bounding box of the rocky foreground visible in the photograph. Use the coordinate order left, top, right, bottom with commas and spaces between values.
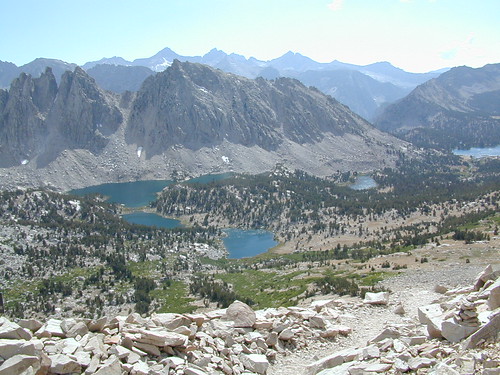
0, 265, 498, 375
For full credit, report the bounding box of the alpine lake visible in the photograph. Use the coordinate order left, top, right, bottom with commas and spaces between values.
70, 173, 277, 259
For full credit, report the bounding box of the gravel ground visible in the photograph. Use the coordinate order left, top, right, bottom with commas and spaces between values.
268, 261, 494, 375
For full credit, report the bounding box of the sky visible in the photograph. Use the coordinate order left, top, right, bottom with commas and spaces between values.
1, 0, 499, 73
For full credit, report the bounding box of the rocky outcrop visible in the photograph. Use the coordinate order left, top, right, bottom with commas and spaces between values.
0, 300, 353, 375
0, 267, 498, 374
46, 67, 122, 152
0, 70, 50, 166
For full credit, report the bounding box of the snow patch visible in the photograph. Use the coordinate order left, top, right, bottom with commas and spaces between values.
221, 156, 230, 164
153, 58, 172, 72
21, 159, 29, 165
137, 146, 143, 158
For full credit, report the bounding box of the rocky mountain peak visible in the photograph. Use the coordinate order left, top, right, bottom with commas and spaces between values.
0, 66, 124, 167
126, 60, 375, 157
32, 67, 58, 113
48, 67, 123, 151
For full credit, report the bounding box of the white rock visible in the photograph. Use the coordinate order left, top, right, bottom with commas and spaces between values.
185, 366, 209, 375
310, 315, 328, 328
361, 344, 380, 359
226, 301, 256, 328
37, 318, 65, 338
473, 264, 493, 291
408, 357, 436, 370
0, 339, 36, 359
49, 353, 82, 374
310, 299, 335, 312
239, 353, 269, 374
73, 350, 92, 367
151, 313, 191, 330
364, 292, 390, 305
278, 328, 294, 340
0, 354, 40, 375
94, 357, 123, 375
441, 319, 479, 343
429, 363, 460, 375
131, 360, 150, 375
486, 278, 500, 309
305, 352, 345, 375
17, 319, 43, 332
320, 324, 352, 338
88, 316, 108, 332
164, 356, 185, 368
0, 318, 32, 340
314, 362, 352, 375
418, 304, 445, 338
66, 321, 89, 337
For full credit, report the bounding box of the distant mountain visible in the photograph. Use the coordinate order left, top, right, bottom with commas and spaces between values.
357, 61, 442, 89
268, 51, 324, 72
290, 69, 410, 121
374, 63, 500, 150
82, 56, 132, 70
0, 58, 77, 88
0, 61, 19, 88
0, 48, 446, 120
19, 58, 77, 83
81, 48, 444, 120
0, 61, 408, 190
87, 64, 154, 93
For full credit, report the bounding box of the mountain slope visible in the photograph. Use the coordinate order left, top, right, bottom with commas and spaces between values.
0, 67, 122, 168
375, 64, 500, 150
125, 60, 398, 156
292, 69, 410, 121
0, 62, 408, 190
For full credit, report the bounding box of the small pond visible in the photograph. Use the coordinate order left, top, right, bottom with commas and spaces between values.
452, 145, 500, 158
349, 175, 378, 190
222, 228, 278, 259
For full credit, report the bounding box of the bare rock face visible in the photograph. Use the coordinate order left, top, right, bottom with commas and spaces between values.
0, 66, 123, 168
0, 71, 49, 166
48, 67, 122, 151
126, 60, 378, 157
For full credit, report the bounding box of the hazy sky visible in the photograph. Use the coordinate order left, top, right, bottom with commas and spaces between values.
1, 0, 499, 73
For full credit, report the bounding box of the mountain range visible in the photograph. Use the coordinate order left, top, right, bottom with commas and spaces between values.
374, 63, 500, 150
1, 47, 445, 121
0, 60, 408, 190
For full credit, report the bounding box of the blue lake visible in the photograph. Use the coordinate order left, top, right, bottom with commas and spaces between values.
222, 228, 278, 259
453, 145, 500, 158
350, 175, 378, 190
69, 173, 232, 208
121, 212, 182, 229
70, 173, 277, 258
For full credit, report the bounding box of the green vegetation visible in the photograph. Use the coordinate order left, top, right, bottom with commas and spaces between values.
0, 152, 498, 318
151, 280, 195, 314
